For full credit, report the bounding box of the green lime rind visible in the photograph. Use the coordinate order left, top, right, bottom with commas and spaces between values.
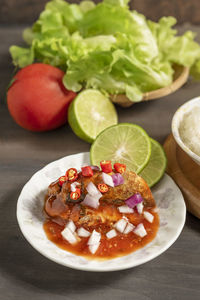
90, 123, 151, 174
139, 138, 167, 187
68, 98, 92, 143
68, 89, 118, 143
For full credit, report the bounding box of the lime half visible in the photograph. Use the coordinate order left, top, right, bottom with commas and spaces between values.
68, 89, 118, 143
139, 138, 167, 187
90, 123, 151, 173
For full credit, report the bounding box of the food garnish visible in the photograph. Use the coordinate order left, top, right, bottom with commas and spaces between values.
102, 172, 114, 187
118, 205, 134, 214
114, 163, 126, 174
125, 193, 143, 209
88, 230, 101, 254
136, 202, 144, 214
90, 165, 100, 171
124, 223, 135, 234
58, 176, 66, 186
81, 193, 101, 209
82, 183, 102, 208
70, 181, 80, 192
98, 183, 109, 193
114, 218, 128, 233
77, 227, 91, 238
61, 227, 78, 245
134, 224, 147, 238
144, 211, 154, 223
66, 220, 76, 232
66, 168, 78, 182
86, 182, 101, 196
81, 166, 93, 177
44, 161, 159, 259
111, 173, 124, 186
106, 229, 117, 240
100, 160, 112, 173
70, 188, 81, 201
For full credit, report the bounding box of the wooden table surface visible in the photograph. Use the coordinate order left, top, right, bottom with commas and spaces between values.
0, 26, 200, 300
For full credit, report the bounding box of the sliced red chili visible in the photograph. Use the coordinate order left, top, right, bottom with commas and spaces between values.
114, 163, 126, 174
100, 160, 112, 173
81, 166, 93, 177
66, 168, 78, 182
58, 176, 66, 186
70, 188, 81, 201
98, 183, 109, 193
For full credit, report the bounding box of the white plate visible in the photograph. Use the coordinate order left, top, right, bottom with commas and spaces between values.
17, 152, 186, 272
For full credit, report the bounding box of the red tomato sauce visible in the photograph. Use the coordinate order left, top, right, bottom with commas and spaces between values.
43, 204, 159, 260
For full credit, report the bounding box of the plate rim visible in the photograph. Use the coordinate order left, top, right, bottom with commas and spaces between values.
16, 152, 186, 272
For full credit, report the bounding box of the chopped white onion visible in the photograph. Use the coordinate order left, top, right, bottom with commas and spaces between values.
124, 223, 135, 234
102, 172, 114, 187
144, 211, 154, 223
89, 243, 100, 254
122, 216, 129, 222
77, 227, 91, 237
87, 230, 101, 245
70, 182, 80, 192
106, 229, 117, 239
134, 223, 147, 238
118, 205, 134, 214
66, 220, 76, 232
61, 227, 77, 244
114, 218, 127, 233
136, 202, 144, 214
86, 181, 101, 196
82, 193, 101, 209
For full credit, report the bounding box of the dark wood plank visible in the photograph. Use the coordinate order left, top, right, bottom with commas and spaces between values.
1, 0, 200, 25
0, 0, 102, 24
133, 0, 200, 24
0, 25, 200, 300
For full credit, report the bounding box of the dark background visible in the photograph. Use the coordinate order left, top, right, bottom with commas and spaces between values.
1, 0, 200, 25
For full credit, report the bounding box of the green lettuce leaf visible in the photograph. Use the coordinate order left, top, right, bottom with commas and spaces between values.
40, 0, 83, 34
148, 17, 200, 66
190, 59, 200, 80
79, 1, 96, 13
78, 2, 158, 60
9, 46, 34, 68
9, 0, 200, 102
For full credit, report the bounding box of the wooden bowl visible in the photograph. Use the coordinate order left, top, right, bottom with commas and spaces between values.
110, 65, 190, 107
164, 134, 200, 219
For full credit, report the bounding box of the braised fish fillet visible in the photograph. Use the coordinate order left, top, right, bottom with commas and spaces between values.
45, 170, 155, 220
43, 163, 159, 259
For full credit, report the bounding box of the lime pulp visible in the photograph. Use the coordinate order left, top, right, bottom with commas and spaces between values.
90, 123, 151, 174
68, 89, 118, 143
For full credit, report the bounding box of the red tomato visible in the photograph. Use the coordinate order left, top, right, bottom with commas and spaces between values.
7, 63, 76, 131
